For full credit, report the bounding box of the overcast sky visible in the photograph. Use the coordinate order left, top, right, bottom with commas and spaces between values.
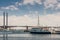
0, 0, 60, 26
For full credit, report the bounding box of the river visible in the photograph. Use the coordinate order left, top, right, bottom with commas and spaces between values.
0, 33, 60, 40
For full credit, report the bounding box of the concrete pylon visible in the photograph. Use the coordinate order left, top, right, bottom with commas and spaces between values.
3, 12, 5, 29
3, 12, 8, 29
3, 12, 8, 40
6, 12, 8, 26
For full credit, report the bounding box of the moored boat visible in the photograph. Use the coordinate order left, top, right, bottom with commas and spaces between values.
30, 28, 51, 34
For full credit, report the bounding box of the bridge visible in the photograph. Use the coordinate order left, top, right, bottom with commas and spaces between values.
0, 12, 60, 31
2, 11, 60, 40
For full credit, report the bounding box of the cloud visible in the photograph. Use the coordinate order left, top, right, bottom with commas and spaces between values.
1, 5, 18, 10
1, 0, 58, 11
8, 12, 60, 26
43, 0, 60, 10
45, 0, 57, 5
8, 15, 37, 26
23, 0, 42, 5
14, 0, 60, 10
56, 3, 60, 9
0, 12, 60, 27
23, 0, 34, 5
15, 0, 42, 5
15, 2, 22, 6
23, 0, 40, 5
44, 0, 58, 9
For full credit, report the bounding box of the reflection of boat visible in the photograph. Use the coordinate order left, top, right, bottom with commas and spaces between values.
30, 28, 51, 34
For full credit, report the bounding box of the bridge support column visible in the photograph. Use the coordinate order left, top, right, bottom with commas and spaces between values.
3, 12, 8, 40
24, 26, 29, 32
26, 26, 28, 31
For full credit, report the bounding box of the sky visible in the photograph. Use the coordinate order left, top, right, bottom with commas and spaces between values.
0, 0, 60, 26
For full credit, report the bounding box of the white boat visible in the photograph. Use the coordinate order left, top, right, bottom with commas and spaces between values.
30, 28, 51, 34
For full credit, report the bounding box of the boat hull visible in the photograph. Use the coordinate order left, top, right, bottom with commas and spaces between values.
30, 32, 51, 34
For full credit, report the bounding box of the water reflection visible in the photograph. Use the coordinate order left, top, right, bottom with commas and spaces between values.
0, 33, 60, 40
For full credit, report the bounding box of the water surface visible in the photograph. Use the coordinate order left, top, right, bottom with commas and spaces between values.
0, 33, 60, 40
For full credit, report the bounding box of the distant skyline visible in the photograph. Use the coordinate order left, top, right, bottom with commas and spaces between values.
0, 0, 60, 26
